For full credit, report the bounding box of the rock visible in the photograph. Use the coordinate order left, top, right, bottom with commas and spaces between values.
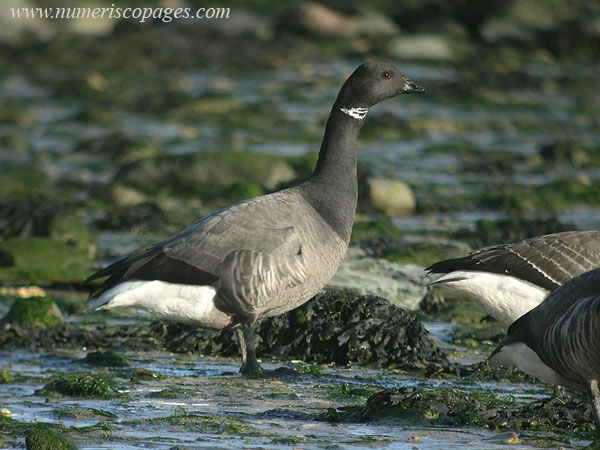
84, 350, 129, 367
49, 214, 97, 259
293, 2, 359, 37
112, 152, 295, 199
480, 17, 536, 45
3, 297, 64, 329
282, 2, 398, 38
26, 426, 76, 450
327, 248, 427, 310
0, 199, 57, 239
389, 34, 465, 61
0, 166, 49, 202
97, 202, 168, 232
366, 178, 416, 216
0, 237, 91, 284
158, 290, 448, 369
0, 0, 54, 44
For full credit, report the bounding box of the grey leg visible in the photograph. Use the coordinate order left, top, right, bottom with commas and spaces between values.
234, 324, 262, 375
590, 379, 600, 433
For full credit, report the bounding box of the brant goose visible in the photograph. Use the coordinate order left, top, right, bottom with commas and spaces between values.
488, 267, 600, 430
85, 62, 425, 375
426, 231, 600, 325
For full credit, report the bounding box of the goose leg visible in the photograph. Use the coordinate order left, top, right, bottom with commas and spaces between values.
234, 324, 262, 375
590, 379, 600, 432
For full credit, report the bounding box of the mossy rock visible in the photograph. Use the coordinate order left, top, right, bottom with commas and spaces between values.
0, 165, 49, 201
113, 152, 295, 198
36, 370, 120, 399
25, 425, 76, 450
0, 237, 91, 284
0, 370, 10, 383
223, 181, 264, 202
3, 297, 64, 329
84, 351, 129, 367
49, 214, 97, 259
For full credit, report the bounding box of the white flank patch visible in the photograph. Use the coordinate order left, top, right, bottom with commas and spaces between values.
430, 271, 549, 326
340, 107, 369, 120
87, 280, 230, 329
488, 342, 567, 387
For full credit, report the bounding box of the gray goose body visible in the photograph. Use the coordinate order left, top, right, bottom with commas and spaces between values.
85, 62, 425, 374
426, 231, 600, 325
488, 267, 600, 430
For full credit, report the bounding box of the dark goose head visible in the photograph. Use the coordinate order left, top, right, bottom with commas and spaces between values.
335, 61, 425, 112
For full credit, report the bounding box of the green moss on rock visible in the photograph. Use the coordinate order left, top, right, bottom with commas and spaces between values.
3, 297, 64, 328
0, 237, 91, 284
49, 214, 97, 259
36, 370, 120, 399
25, 425, 76, 450
0, 166, 48, 201
84, 351, 129, 367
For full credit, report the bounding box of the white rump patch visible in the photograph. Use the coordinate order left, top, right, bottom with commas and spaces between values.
430, 271, 549, 325
87, 280, 229, 329
340, 107, 369, 120
488, 342, 568, 387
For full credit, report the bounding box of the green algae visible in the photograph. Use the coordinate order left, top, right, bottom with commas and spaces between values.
0, 370, 10, 383
49, 214, 97, 259
141, 410, 258, 436
130, 368, 165, 382
26, 425, 77, 450
84, 351, 129, 367
36, 370, 121, 399
53, 408, 118, 421
0, 237, 91, 284
3, 297, 64, 329
0, 166, 49, 201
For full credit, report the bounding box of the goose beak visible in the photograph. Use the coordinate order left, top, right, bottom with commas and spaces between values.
401, 77, 426, 94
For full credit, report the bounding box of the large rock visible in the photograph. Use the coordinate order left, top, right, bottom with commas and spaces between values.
327, 248, 427, 310
3, 297, 64, 329
388, 34, 469, 61
0, 237, 91, 284
111, 152, 295, 206
157, 290, 447, 369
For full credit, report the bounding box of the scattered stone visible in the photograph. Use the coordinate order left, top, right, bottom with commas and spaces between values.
366, 178, 416, 216
0, 370, 10, 383
3, 297, 64, 329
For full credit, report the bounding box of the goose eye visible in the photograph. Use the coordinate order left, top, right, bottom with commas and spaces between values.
382, 71, 391, 78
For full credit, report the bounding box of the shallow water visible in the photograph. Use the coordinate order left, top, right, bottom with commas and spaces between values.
0, 347, 583, 449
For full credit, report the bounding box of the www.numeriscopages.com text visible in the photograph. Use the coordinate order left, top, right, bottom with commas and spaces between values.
9, 4, 230, 23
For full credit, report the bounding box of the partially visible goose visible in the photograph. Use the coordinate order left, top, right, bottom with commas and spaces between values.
84, 62, 425, 375
426, 231, 600, 325
488, 267, 600, 430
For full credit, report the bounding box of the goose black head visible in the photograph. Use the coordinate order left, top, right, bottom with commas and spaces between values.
336, 62, 424, 116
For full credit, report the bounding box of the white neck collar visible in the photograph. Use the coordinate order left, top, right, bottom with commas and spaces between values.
340, 107, 369, 120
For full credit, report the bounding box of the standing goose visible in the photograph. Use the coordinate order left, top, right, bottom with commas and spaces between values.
488, 267, 600, 430
426, 231, 600, 325
85, 62, 425, 375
